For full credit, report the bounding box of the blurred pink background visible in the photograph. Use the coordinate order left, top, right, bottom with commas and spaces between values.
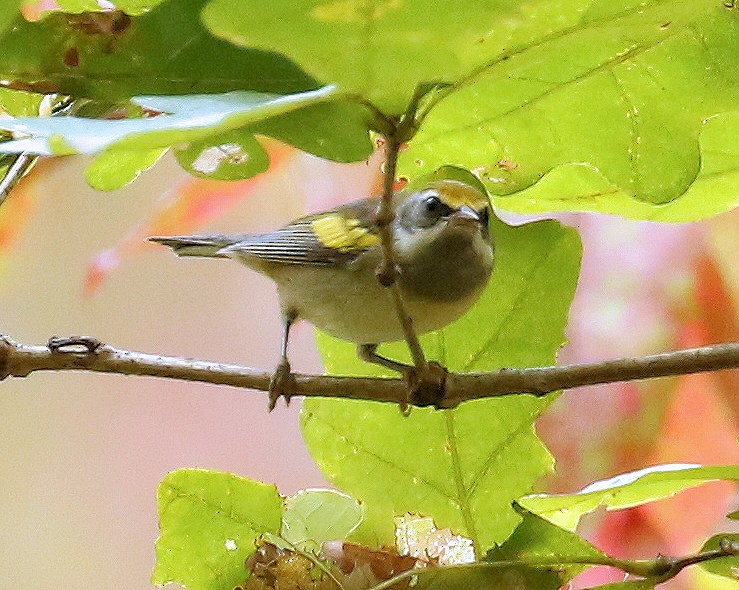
0, 150, 736, 589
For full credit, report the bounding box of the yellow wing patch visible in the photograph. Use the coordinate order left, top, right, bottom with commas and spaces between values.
311, 214, 381, 253
430, 180, 489, 211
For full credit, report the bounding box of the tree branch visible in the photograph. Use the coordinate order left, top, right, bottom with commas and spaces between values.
1, 335, 737, 408
611, 536, 739, 582
369, 537, 739, 590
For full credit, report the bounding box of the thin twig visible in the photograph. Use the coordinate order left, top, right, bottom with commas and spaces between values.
1, 335, 737, 408
278, 539, 347, 590
648, 538, 739, 582
375, 126, 427, 373
0, 95, 76, 209
366, 538, 739, 590
0, 153, 39, 208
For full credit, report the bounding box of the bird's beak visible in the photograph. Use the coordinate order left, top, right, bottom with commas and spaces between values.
450, 204, 482, 224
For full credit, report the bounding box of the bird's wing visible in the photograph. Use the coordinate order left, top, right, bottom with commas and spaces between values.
151, 197, 383, 266
149, 234, 246, 258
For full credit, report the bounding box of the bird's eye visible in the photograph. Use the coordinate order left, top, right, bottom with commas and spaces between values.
424, 195, 441, 212
424, 194, 453, 217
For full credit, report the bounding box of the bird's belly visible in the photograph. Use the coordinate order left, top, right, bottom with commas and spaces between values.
271, 263, 483, 344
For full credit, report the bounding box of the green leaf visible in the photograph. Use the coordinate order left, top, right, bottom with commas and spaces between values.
153, 468, 282, 590
488, 507, 608, 582
490, 110, 739, 221
85, 147, 168, 190
0, 88, 373, 167
412, 510, 611, 590
48, 133, 77, 155
200, 0, 739, 209
698, 533, 739, 581
0, 87, 342, 154
175, 131, 269, 181
250, 100, 374, 163
582, 582, 655, 590
519, 464, 739, 531
399, 0, 739, 210
282, 489, 363, 552
0, 0, 316, 98
0, 1, 22, 37
0, 88, 43, 117
201, 0, 532, 115
302, 218, 581, 552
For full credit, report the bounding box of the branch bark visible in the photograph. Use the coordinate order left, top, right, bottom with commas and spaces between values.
1, 335, 737, 408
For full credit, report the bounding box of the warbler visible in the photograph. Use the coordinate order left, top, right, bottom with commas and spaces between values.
151, 179, 494, 407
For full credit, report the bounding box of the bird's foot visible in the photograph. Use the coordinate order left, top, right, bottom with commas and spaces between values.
405, 361, 447, 408
358, 344, 447, 411
268, 359, 296, 411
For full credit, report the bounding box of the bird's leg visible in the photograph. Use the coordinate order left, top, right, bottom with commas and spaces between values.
357, 344, 447, 409
357, 343, 412, 374
268, 312, 298, 411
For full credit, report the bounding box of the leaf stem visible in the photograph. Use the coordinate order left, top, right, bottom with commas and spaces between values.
276, 537, 348, 590
353, 96, 395, 136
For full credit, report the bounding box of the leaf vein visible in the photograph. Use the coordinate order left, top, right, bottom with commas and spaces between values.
444, 411, 480, 552
309, 412, 455, 501
162, 484, 267, 532
465, 416, 538, 501
611, 70, 640, 195
462, 235, 566, 372
423, 38, 664, 147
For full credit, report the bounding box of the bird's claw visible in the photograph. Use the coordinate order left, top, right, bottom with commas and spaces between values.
268, 359, 296, 411
405, 361, 447, 408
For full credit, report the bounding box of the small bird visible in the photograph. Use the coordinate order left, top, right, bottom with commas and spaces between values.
150, 179, 494, 408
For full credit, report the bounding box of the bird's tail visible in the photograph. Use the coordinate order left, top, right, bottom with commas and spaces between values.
149, 235, 245, 258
